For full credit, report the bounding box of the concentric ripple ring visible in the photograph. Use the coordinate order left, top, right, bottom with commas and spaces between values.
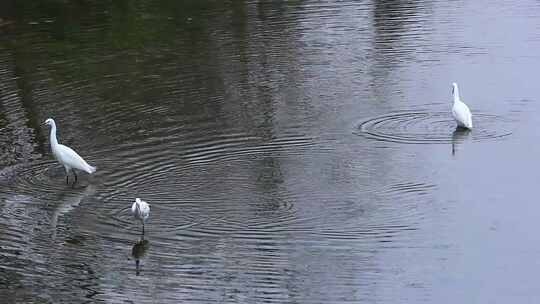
355, 111, 512, 144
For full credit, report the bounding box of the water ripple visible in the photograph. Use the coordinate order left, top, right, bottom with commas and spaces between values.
96, 133, 316, 193
181, 134, 316, 166
356, 109, 512, 144
264, 181, 436, 244
0, 160, 94, 196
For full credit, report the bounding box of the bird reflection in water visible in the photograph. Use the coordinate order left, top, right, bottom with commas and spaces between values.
451, 127, 471, 155
131, 238, 150, 276
51, 184, 96, 240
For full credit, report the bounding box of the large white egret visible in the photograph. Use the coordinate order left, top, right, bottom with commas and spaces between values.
451, 83, 473, 129
44, 118, 96, 184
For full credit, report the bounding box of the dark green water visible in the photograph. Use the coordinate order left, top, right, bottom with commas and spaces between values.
1, 1, 540, 303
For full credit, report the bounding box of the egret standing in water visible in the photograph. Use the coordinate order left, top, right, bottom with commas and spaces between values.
131, 198, 150, 235
44, 118, 96, 184
451, 82, 473, 129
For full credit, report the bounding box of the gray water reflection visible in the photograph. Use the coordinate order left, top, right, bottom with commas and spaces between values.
50, 184, 96, 240
131, 239, 150, 276
451, 128, 471, 156
1, 0, 540, 303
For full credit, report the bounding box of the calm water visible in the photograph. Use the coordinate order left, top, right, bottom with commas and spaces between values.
1, 1, 540, 303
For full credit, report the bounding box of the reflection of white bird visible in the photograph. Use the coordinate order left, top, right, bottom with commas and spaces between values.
451, 83, 473, 129
131, 198, 150, 235
44, 118, 96, 184
50, 184, 96, 239
132, 239, 150, 276
451, 127, 471, 156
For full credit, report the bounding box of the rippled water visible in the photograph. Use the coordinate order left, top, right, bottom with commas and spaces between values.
356, 106, 512, 144
2, 0, 540, 303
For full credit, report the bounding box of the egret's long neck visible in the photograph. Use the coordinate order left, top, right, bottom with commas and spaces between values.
49, 123, 59, 147
453, 86, 460, 103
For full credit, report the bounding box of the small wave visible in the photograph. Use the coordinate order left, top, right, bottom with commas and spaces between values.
0, 160, 95, 196
181, 134, 316, 166
356, 110, 512, 144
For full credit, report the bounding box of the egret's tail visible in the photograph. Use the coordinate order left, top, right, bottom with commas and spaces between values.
85, 164, 97, 174
466, 116, 473, 129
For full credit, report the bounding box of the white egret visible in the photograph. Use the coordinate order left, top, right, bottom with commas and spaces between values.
44, 118, 96, 184
451, 83, 473, 129
131, 198, 150, 235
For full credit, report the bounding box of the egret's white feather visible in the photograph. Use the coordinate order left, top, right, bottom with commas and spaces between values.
131, 198, 150, 223
54, 144, 96, 173
45, 118, 97, 181
451, 83, 473, 129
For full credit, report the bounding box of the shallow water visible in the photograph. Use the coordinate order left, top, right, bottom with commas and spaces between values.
1, 1, 540, 303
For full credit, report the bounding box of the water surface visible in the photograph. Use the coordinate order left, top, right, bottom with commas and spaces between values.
1, 1, 540, 303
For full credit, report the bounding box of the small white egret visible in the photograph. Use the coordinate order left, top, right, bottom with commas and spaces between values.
451, 83, 473, 129
131, 198, 150, 235
44, 118, 96, 184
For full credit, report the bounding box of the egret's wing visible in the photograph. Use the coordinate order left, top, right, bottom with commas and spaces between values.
452, 102, 472, 127
141, 201, 150, 218
57, 144, 92, 171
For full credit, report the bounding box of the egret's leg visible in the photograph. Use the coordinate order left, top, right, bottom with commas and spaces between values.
73, 171, 78, 183
64, 166, 71, 184
142, 222, 145, 235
